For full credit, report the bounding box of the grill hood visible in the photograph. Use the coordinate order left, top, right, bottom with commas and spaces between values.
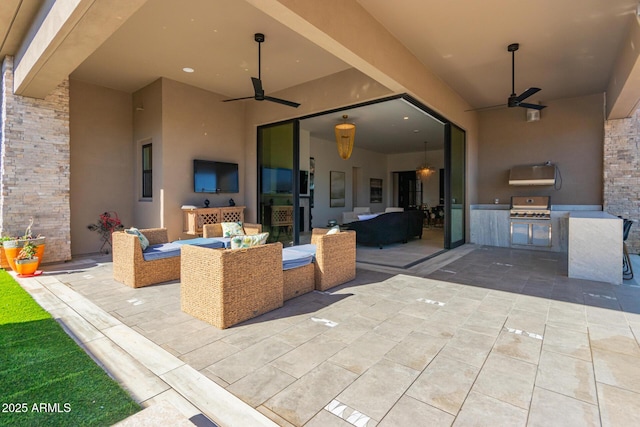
509, 164, 556, 186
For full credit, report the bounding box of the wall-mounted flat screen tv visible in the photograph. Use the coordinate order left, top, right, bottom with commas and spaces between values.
193, 159, 239, 193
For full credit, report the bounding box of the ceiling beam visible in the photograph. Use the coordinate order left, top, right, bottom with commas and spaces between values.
606, 14, 640, 119
246, 0, 474, 128
0, 0, 44, 61
13, 0, 147, 99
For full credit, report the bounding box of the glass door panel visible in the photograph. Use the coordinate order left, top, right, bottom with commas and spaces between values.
258, 121, 300, 246
445, 124, 465, 249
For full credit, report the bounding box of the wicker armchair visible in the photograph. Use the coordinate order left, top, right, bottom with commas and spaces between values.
311, 228, 356, 291
180, 242, 284, 329
112, 228, 180, 288
202, 223, 262, 238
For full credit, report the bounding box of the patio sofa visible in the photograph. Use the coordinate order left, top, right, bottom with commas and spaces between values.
112, 228, 226, 288
341, 207, 371, 224
344, 210, 423, 248
179, 228, 356, 328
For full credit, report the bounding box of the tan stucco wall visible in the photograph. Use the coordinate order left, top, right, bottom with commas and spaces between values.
477, 93, 605, 205
68, 75, 607, 255
132, 79, 163, 229
69, 79, 133, 255
161, 78, 246, 241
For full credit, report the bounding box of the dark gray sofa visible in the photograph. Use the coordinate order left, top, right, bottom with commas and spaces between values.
344, 210, 424, 248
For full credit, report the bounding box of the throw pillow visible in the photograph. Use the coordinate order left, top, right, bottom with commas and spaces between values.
326, 225, 341, 235
125, 227, 149, 251
221, 222, 244, 238
230, 232, 269, 249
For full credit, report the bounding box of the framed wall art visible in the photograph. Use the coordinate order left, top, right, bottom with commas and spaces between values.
330, 170, 345, 207
370, 178, 382, 203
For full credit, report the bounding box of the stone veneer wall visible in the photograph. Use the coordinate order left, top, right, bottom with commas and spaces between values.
604, 109, 640, 254
0, 56, 71, 263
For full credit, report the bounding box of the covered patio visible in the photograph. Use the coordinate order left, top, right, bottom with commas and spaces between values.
16, 244, 640, 426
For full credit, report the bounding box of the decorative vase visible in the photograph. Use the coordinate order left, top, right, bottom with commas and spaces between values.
14, 257, 40, 276
3, 237, 46, 272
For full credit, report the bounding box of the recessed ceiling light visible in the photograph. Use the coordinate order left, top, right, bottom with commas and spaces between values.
183, 67, 195, 73
404, 116, 409, 120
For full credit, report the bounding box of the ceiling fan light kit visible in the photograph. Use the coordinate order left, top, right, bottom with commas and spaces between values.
335, 114, 356, 160
223, 33, 300, 108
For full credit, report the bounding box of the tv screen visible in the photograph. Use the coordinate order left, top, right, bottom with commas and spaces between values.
193, 160, 239, 193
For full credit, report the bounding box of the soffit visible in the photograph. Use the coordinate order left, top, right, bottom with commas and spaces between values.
0, 0, 44, 61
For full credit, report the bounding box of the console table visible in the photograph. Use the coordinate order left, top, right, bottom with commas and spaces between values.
182, 206, 245, 235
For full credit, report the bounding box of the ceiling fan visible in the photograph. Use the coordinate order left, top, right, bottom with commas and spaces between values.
467, 43, 546, 112
223, 33, 300, 108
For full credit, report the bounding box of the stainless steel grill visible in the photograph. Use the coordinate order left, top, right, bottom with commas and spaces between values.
509, 196, 551, 220
509, 196, 552, 247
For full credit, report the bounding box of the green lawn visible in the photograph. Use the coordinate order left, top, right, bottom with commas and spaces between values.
0, 270, 140, 426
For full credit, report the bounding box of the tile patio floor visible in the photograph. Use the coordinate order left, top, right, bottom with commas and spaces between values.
14, 244, 640, 426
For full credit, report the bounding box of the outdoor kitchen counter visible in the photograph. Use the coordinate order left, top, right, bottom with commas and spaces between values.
470, 205, 602, 252
568, 211, 623, 285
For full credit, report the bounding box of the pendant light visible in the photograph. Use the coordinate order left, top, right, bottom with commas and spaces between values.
335, 114, 356, 160
416, 141, 434, 179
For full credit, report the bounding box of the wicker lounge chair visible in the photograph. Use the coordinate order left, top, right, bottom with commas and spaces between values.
112, 228, 180, 288
311, 228, 356, 291
180, 242, 284, 329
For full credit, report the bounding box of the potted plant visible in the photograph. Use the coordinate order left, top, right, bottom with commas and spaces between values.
0, 236, 13, 269
2, 218, 46, 272
13, 241, 40, 276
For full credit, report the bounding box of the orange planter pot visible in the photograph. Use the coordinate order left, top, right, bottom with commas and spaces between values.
0, 247, 10, 269
14, 257, 40, 276
2, 238, 45, 272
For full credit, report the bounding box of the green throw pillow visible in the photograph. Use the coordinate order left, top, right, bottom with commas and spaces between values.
125, 227, 149, 251
221, 222, 244, 238
230, 232, 269, 249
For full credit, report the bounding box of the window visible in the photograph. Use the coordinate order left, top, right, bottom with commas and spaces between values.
142, 143, 152, 198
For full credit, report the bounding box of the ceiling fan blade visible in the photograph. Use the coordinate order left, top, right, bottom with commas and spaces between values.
222, 96, 254, 102
251, 77, 263, 96
264, 96, 300, 108
518, 102, 546, 110
465, 103, 507, 112
514, 87, 541, 102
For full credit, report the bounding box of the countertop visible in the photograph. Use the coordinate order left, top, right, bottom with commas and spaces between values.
569, 211, 620, 219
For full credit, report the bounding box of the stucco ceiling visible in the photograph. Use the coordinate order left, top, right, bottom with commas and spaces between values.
2, 0, 637, 153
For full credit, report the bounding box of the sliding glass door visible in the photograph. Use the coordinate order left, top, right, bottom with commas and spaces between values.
257, 121, 300, 246
444, 123, 465, 249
